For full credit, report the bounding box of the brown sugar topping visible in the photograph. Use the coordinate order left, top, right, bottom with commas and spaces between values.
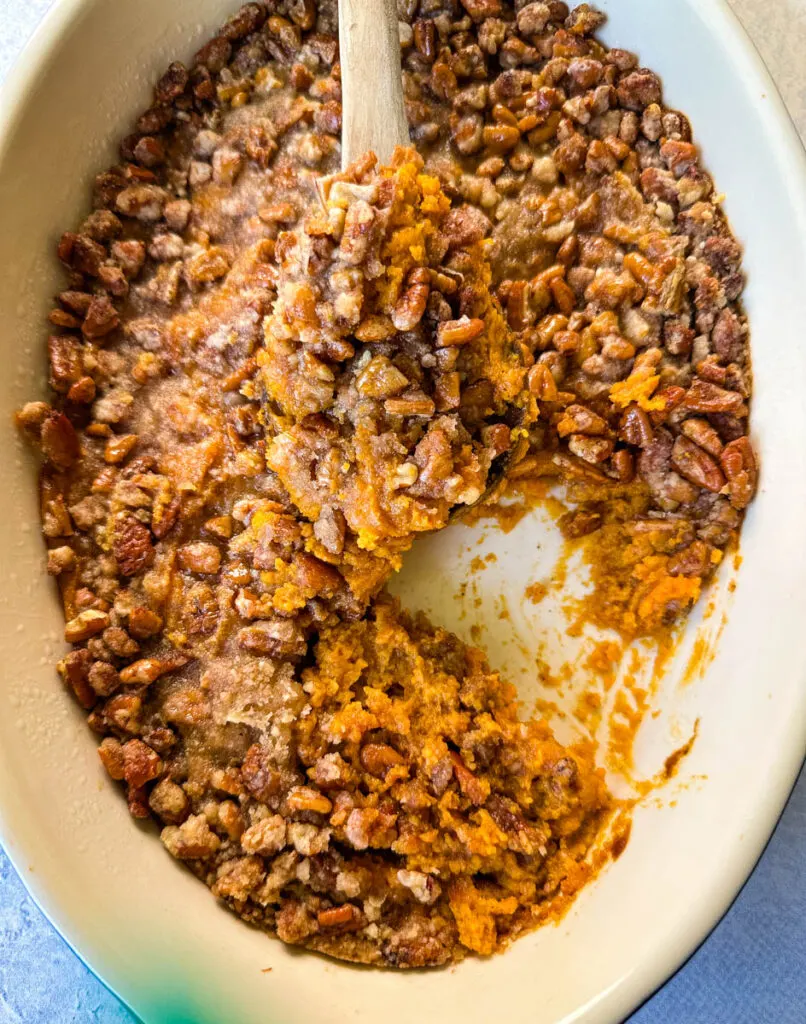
18, 0, 755, 966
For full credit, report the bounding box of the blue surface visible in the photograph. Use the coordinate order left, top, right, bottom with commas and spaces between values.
1, 763, 805, 1023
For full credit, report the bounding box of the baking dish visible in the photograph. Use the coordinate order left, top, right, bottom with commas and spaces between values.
1, 1, 805, 1021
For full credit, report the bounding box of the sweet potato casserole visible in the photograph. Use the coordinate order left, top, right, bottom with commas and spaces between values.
17, 0, 756, 967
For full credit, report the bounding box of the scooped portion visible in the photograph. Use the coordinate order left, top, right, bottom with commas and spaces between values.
259, 148, 535, 553
202, 595, 611, 967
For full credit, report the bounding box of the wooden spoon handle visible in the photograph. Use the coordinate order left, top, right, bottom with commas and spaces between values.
339, 0, 410, 168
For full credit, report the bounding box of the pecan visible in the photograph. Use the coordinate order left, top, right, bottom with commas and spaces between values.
154, 61, 189, 103
88, 661, 120, 697
113, 515, 154, 577
671, 436, 726, 493
127, 606, 163, 640
556, 404, 608, 437
57, 649, 96, 708
49, 309, 80, 330
668, 540, 712, 578
684, 378, 745, 415
59, 233, 106, 276
104, 434, 138, 464
241, 816, 287, 856
436, 316, 485, 347
619, 404, 654, 447
47, 545, 76, 576
680, 417, 723, 458
317, 904, 365, 933
162, 814, 221, 860
360, 743, 406, 778
67, 377, 97, 405
193, 35, 232, 73
103, 693, 143, 735
221, 3, 268, 40
414, 18, 437, 61
568, 434, 613, 464
720, 436, 758, 510
136, 105, 172, 134
48, 336, 82, 392
392, 269, 431, 331
184, 247, 231, 286
149, 778, 189, 825
133, 136, 165, 168
286, 786, 333, 815
115, 185, 166, 222
449, 752, 488, 805
711, 307, 743, 363
617, 69, 662, 111
516, 2, 551, 35
238, 619, 307, 659
240, 744, 282, 803
127, 785, 151, 819
64, 609, 110, 644
119, 654, 189, 686
103, 625, 139, 657
40, 411, 80, 469
385, 393, 436, 417
98, 737, 125, 780
528, 362, 559, 402
178, 542, 221, 575
559, 508, 602, 538
16, 401, 50, 432
122, 738, 163, 788
288, 0, 317, 30
638, 430, 698, 508
151, 496, 180, 539
111, 239, 146, 278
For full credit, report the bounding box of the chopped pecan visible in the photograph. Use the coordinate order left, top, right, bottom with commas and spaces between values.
317, 904, 365, 933
57, 649, 96, 708
64, 609, 109, 644
119, 654, 189, 686
122, 738, 163, 788
671, 435, 726, 493
41, 412, 80, 469
684, 378, 744, 415
720, 436, 758, 510
113, 515, 154, 577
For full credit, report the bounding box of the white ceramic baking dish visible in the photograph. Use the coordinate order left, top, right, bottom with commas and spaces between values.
1, 2, 805, 1022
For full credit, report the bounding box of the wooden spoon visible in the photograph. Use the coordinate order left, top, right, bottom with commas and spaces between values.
337, 1, 527, 514
339, 0, 410, 168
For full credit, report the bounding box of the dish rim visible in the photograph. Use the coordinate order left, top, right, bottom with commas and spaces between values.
0, 1, 805, 1022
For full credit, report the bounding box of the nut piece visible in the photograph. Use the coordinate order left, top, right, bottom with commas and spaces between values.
360, 743, 406, 777
162, 814, 221, 860
98, 738, 125, 780
316, 904, 365, 932
104, 434, 138, 464
127, 606, 163, 640
240, 815, 288, 856
720, 436, 757, 509
671, 436, 726, 493
64, 609, 110, 643
178, 542, 221, 575
436, 316, 485, 347
119, 655, 189, 686
47, 546, 76, 576
286, 786, 333, 815
397, 869, 442, 904
122, 738, 163, 787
